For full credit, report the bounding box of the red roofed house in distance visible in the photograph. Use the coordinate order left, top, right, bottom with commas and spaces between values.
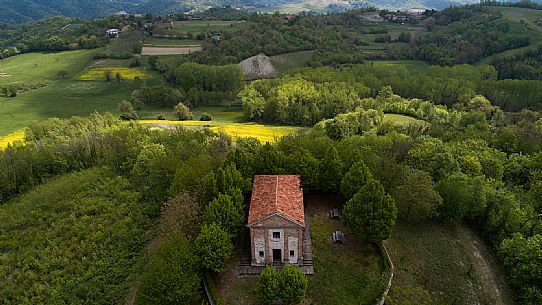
247, 175, 306, 267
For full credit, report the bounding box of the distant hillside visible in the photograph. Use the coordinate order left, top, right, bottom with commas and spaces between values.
3, 0, 542, 25
0, 0, 191, 25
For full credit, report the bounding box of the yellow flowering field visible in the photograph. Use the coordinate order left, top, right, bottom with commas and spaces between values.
0, 129, 26, 149
138, 120, 301, 143
77, 68, 146, 81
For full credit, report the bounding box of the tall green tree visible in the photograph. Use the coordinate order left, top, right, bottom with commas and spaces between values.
499, 234, 542, 305
319, 146, 343, 193
255, 265, 280, 305
279, 265, 308, 305
435, 173, 487, 222
203, 192, 245, 237
136, 233, 201, 305
343, 179, 398, 241
391, 166, 442, 221
340, 160, 373, 199
195, 224, 234, 272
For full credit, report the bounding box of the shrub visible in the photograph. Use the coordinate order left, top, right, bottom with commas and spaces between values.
200, 112, 213, 121
279, 265, 308, 305
256, 265, 280, 305
174, 102, 193, 121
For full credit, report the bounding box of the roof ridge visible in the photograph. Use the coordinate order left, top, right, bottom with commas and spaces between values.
274, 175, 279, 213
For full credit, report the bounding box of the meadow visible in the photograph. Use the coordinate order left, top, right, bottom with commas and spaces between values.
387, 221, 516, 305
0, 50, 162, 136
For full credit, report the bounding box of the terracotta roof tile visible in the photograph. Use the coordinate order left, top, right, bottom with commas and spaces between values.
247, 175, 304, 226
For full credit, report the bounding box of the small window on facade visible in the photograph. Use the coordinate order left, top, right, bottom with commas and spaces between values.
273, 232, 280, 239
259, 251, 264, 257
290, 250, 295, 257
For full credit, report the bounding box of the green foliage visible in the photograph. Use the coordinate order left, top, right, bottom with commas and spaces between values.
240, 77, 370, 126
196, 223, 234, 272
203, 192, 245, 237
255, 265, 280, 305
174, 62, 243, 106
499, 233, 542, 305
279, 265, 309, 305
340, 160, 373, 200
174, 102, 193, 120
390, 166, 442, 221
132, 85, 183, 107
200, 112, 213, 121
436, 173, 488, 222
136, 232, 201, 305
0, 168, 150, 304
342, 179, 398, 241
318, 146, 343, 193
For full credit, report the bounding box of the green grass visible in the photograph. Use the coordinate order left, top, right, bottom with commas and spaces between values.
383, 113, 428, 126
270, 51, 315, 72
0, 167, 151, 304
157, 20, 254, 34
0, 50, 95, 85
0, 50, 163, 136
144, 37, 203, 47
387, 221, 513, 305
305, 194, 387, 305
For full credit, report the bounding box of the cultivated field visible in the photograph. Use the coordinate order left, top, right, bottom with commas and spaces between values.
141, 46, 202, 56
143, 37, 203, 47
139, 107, 302, 143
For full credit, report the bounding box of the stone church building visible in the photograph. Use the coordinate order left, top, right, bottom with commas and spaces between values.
247, 175, 305, 266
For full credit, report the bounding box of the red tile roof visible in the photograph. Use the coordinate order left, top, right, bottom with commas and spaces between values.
247, 175, 304, 227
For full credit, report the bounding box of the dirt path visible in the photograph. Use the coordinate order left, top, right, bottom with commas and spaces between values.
455, 224, 516, 305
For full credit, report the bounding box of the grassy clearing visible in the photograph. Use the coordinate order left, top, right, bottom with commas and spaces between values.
0, 129, 25, 149
270, 51, 315, 72
480, 7, 542, 63
77, 67, 146, 81
305, 194, 387, 305
383, 113, 428, 126
0, 50, 95, 85
387, 221, 515, 305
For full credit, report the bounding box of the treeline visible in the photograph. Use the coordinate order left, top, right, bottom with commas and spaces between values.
296, 64, 542, 111
492, 45, 542, 80
239, 76, 370, 125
